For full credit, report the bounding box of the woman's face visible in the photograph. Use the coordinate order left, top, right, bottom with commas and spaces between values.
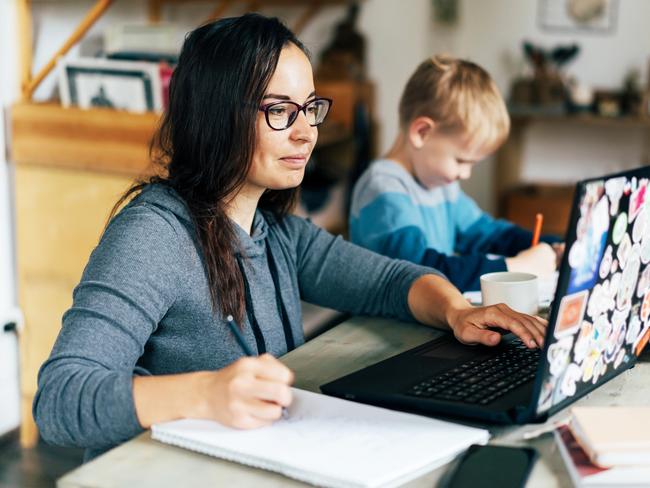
247, 43, 317, 194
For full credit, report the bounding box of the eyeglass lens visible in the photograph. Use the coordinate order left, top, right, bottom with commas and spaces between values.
267, 99, 331, 130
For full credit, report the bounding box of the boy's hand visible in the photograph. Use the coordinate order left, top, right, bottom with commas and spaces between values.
506, 243, 556, 276
446, 304, 547, 349
551, 242, 565, 268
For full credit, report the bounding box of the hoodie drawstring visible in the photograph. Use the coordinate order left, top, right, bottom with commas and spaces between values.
234, 241, 296, 355
265, 240, 295, 352
236, 256, 267, 354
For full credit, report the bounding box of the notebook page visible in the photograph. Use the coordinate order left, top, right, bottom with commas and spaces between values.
152, 388, 489, 488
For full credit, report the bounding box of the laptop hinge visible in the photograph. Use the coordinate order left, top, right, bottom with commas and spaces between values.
510, 404, 535, 424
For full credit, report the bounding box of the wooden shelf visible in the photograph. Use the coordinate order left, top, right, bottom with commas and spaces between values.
510, 112, 650, 129
11, 102, 159, 176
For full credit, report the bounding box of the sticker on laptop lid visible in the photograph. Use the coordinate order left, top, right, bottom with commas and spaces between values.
641, 232, 650, 264
605, 176, 626, 216
612, 212, 628, 245
626, 313, 642, 345
554, 290, 589, 338
591, 356, 606, 384
633, 206, 647, 243
559, 363, 581, 397
573, 320, 593, 364
599, 245, 613, 279
628, 182, 647, 222
633, 324, 650, 357
637, 265, 650, 298
641, 290, 650, 323
616, 233, 632, 269
616, 250, 640, 311
547, 336, 574, 377
614, 348, 626, 368
568, 195, 609, 293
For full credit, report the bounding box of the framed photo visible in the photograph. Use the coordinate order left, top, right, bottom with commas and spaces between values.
538, 0, 618, 34
58, 57, 163, 113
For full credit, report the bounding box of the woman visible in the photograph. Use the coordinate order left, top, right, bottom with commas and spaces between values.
33, 14, 546, 461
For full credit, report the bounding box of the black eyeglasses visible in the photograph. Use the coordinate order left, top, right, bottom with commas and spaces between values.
259, 97, 332, 131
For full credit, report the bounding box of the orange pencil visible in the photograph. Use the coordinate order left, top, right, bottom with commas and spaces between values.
531, 213, 543, 246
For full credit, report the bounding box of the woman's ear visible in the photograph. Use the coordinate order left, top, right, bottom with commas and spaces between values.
408, 117, 436, 149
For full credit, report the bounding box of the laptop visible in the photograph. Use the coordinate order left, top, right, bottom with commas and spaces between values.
322, 166, 650, 424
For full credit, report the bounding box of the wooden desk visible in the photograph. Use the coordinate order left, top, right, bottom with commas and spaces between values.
57, 316, 650, 488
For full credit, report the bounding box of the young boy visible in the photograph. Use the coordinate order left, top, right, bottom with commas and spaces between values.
349, 56, 561, 292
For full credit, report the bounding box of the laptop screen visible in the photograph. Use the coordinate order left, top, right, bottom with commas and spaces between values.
535, 166, 650, 417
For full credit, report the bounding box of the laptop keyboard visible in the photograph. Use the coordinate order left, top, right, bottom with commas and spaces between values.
406, 340, 540, 405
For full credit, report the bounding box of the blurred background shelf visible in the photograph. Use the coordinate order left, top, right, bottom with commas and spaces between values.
510, 111, 650, 129
495, 111, 650, 236
11, 102, 158, 176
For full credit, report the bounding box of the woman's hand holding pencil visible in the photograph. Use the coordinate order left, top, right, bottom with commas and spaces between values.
190, 353, 295, 429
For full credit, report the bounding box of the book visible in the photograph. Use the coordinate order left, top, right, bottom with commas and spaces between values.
569, 407, 650, 467
554, 425, 650, 487
151, 388, 489, 488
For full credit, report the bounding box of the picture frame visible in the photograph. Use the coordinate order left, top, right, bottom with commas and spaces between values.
537, 0, 618, 34
58, 57, 163, 113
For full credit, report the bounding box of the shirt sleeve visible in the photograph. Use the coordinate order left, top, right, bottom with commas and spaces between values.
349, 182, 507, 291
289, 216, 439, 322
454, 190, 562, 256
349, 174, 429, 263
32, 205, 181, 449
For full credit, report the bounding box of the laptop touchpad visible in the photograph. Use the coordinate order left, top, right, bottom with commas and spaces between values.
417, 339, 488, 361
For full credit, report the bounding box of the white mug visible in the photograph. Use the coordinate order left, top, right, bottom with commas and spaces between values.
480, 272, 539, 315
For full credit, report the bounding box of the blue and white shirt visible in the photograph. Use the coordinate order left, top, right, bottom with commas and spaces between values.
350, 159, 555, 291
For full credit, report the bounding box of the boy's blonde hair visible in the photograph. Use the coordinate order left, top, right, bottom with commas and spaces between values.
399, 55, 510, 152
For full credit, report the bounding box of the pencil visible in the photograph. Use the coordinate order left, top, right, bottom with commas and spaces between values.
226, 315, 289, 419
227, 315, 255, 356
531, 213, 543, 247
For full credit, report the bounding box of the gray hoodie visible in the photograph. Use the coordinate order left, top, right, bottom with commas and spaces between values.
33, 183, 438, 460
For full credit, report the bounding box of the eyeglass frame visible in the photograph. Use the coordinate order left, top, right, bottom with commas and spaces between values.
258, 97, 333, 131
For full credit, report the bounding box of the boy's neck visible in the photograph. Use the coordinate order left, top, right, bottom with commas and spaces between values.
385, 131, 415, 176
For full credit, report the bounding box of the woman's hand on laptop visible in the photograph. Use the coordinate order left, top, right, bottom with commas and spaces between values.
446, 304, 547, 349
408, 274, 547, 349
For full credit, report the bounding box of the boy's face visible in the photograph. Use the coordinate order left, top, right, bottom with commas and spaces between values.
412, 129, 491, 189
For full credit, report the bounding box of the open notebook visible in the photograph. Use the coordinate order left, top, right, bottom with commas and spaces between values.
151, 388, 489, 488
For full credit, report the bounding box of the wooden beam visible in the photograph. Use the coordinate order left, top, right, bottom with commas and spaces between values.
148, 0, 163, 23
23, 0, 115, 100
246, 1, 260, 12
206, 0, 235, 21
17, 0, 33, 101
293, 1, 321, 35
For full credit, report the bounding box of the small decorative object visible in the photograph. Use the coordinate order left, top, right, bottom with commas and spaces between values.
567, 79, 595, 113
315, 2, 366, 81
432, 0, 459, 25
594, 90, 621, 117
58, 57, 163, 113
620, 68, 642, 117
538, 0, 618, 34
509, 41, 580, 113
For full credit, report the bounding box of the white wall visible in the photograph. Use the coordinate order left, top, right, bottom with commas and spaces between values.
359, 0, 434, 152
0, 0, 21, 438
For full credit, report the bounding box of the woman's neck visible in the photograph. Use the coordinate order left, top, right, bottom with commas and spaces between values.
385, 132, 415, 175
226, 183, 264, 235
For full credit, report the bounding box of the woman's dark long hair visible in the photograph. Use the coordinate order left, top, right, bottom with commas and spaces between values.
110, 14, 307, 324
